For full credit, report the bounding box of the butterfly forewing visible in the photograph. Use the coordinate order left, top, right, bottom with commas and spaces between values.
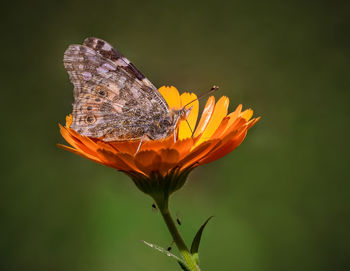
82, 37, 169, 112
63, 37, 172, 141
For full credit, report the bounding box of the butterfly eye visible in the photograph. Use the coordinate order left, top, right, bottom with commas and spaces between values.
160, 119, 171, 127
85, 115, 96, 124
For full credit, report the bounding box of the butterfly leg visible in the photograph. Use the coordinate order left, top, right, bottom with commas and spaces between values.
136, 137, 144, 154
135, 134, 152, 154
173, 129, 176, 143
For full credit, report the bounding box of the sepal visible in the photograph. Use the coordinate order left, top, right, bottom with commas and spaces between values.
125, 166, 194, 209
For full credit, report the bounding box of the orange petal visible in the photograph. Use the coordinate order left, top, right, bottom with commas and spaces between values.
224, 117, 247, 135
192, 96, 215, 138
210, 116, 230, 140
178, 92, 199, 140
195, 96, 229, 146
97, 149, 137, 171
95, 140, 119, 153
65, 114, 73, 128
172, 138, 194, 160
134, 150, 162, 176
59, 125, 98, 160
115, 152, 141, 173
141, 134, 175, 152
59, 124, 78, 148
201, 120, 247, 162
57, 144, 103, 164
246, 116, 261, 129
178, 139, 220, 169
199, 128, 248, 165
224, 104, 242, 133
109, 140, 140, 155
240, 109, 253, 121
159, 149, 180, 174
158, 86, 181, 109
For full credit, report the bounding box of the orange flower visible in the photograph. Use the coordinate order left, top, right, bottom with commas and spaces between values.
58, 86, 260, 196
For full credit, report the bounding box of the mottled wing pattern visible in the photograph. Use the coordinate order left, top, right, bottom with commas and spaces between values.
83, 37, 168, 112
63, 38, 170, 141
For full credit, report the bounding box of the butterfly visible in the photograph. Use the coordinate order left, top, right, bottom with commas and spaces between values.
63, 37, 190, 142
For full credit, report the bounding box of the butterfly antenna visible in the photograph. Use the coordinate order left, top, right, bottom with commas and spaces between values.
185, 119, 194, 135
183, 85, 219, 108
181, 85, 219, 138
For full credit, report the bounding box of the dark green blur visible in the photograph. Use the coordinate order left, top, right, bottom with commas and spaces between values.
1, 0, 349, 270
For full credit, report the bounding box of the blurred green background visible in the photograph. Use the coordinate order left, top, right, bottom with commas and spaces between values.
2, 0, 349, 270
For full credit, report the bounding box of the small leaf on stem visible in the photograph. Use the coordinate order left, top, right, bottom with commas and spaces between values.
190, 216, 214, 263
141, 240, 189, 269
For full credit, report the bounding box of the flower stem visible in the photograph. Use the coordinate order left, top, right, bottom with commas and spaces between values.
156, 199, 200, 271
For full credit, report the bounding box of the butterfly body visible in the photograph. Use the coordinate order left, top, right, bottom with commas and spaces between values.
63, 37, 187, 141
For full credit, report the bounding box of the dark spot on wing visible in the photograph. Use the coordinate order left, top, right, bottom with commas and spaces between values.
98, 89, 107, 97
96, 40, 104, 50
85, 115, 96, 124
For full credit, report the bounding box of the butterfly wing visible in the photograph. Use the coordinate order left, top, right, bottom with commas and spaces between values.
63, 38, 169, 141
83, 37, 168, 109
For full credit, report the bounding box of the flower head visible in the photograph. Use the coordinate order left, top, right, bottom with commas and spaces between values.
58, 86, 260, 197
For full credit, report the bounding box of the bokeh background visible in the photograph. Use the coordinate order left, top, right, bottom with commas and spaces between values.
2, 0, 349, 270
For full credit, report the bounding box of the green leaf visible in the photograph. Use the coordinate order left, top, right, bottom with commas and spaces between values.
190, 216, 214, 263
142, 240, 189, 269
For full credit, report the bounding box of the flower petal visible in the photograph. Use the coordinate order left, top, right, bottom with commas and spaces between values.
141, 134, 175, 152
224, 117, 247, 134
192, 96, 215, 138
109, 140, 139, 155
59, 125, 98, 160
195, 96, 229, 146
158, 86, 181, 109
134, 150, 162, 176
159, 149, 180, 174
240, 108, 254, 121
57, 144, 102, 164
210, 116, 230, 139
115, 152, 141, 173
246, 117, 261, 129
224, 104, 242, 133
178, 139, 220, 169
98, 149, 138, 171
172, 138, 194, 160
198, 117, 248, 164
178, 92, 199, 140
199, 128, 248, 165
95, 140, 119, 153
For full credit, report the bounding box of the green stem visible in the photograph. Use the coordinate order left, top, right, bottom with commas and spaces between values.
155, 197, 200, 271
